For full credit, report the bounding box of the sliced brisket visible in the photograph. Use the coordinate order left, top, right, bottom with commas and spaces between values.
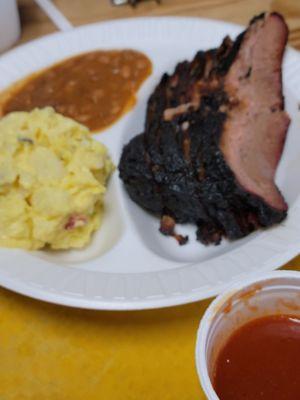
119, 13, 290, 245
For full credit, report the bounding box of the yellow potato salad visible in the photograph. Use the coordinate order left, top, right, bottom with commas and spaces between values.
0, 108, 114, 250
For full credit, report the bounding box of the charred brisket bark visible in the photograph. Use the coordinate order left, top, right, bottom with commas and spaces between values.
119, 13, 290, 245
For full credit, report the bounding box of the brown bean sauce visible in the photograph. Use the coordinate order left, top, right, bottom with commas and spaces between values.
213, 315, 300, 400
1, 50, 152, 132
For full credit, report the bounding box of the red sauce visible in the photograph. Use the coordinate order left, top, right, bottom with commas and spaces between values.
213, 315, 300, 400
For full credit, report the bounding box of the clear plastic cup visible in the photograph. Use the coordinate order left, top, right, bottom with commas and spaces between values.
195, 271, 300, 400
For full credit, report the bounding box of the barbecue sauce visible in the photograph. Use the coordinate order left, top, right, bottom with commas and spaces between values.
213, 315, 300, 400
0, 50, 152, 132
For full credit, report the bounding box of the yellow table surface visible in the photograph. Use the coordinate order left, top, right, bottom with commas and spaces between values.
2, 1, 300, 399
0, 260, 299, 399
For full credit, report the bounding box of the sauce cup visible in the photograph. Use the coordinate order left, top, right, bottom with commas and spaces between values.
195, 270, 300, 400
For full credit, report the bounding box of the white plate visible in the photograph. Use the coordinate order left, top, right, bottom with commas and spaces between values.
0, 17, 300, 310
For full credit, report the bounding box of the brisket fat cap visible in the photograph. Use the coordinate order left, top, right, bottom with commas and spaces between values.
119, 12, 290, 245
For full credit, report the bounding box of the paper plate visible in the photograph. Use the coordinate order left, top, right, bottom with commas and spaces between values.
0, 17, 300, 310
